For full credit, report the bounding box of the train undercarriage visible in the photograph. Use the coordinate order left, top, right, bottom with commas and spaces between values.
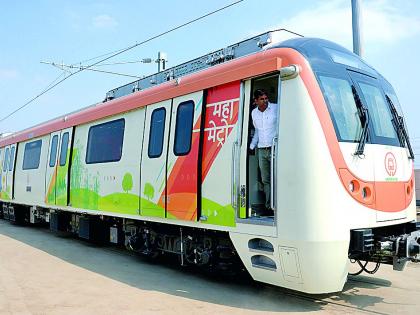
2, 201, 420, 278
0, 202, 243, 275
349, 222, 420, 274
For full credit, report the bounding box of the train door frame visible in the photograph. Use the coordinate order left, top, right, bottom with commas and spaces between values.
236, 72, 280, 223
3, 144, 17, 200
166, 91, 204, 221
56, 127, 73, 206
45, 127, 74, 206
45, 131, 60, 205
140, 99, 172, 218
2, 147, 9, 200
0, 148, 3, 197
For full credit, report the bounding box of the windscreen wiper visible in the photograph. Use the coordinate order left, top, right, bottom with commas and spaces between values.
352, 85, 369, 156
385, 95, 414, 159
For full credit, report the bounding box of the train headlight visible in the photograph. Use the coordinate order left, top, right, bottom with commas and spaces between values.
362, 187, 371, 200
348, 180, 360, 193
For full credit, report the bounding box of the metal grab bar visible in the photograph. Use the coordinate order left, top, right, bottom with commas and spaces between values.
270, 137, 278, 210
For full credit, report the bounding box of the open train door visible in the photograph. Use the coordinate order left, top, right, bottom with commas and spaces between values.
237, 74, 280, 220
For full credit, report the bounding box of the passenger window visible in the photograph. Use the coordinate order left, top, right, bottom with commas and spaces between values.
86, 119, 125, 164
3, 148, 10, 171
49, 135, 59, 167
23, 140, 42, 170
148, 108, 166, 158
8, 147, 15, 171
174, 101, 194, 156
59, 132, 70, 166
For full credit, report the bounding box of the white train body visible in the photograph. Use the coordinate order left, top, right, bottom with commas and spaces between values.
1, 31, 418, 294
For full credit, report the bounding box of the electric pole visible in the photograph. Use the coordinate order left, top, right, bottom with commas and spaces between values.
351, 0, 363, 57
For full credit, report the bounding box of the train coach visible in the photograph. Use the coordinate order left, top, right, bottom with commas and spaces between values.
1, 30, 419, 294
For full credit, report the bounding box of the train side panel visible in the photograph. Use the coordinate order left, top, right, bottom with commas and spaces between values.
70, 111, 144, 215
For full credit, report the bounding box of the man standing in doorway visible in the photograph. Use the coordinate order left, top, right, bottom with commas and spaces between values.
249, 89, 278, 215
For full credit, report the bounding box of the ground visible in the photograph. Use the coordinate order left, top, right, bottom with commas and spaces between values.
0, 219, 419, 315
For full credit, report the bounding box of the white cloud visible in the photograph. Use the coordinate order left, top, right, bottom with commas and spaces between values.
271, 0, 420, 50
92, 14, 118, 29
0, 69, 19, 80
362, 0, 420, 43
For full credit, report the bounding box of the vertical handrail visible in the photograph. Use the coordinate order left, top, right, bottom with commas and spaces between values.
233, 81, 245, 216
231, 140, 238, 209
270, 137, 278, 210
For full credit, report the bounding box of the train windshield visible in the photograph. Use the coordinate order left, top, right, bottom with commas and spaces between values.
319, 73, 402, 147
357, 81, 399, 146
319, 75, 361, 142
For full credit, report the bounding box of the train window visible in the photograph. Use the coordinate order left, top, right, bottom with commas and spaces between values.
324, 47, 375, 75
358, 82, 399, 145
23, 140, 42, 170
86, 118, 125, 164
3, 148, 10, 171
148, 108, 166, 158
318, 75, 361, 142
59, 132, 70, 166
174, 101, 194, 156
49, 135, 59, 167
8, 147, 15, 171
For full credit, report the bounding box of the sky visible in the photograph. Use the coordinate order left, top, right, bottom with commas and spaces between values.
0, 0, 420, 164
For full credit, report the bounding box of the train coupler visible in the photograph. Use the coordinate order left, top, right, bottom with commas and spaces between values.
349, 223, 420, 274
378, 228, 420, 271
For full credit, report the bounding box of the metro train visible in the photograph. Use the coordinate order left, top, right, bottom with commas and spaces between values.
1, 30, 419, 294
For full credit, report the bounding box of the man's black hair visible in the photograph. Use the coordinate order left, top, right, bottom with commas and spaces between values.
253, 89, 268, 100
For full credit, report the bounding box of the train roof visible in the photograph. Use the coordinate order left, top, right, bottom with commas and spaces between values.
104, 29, 302, 101
271, 37, 379, 77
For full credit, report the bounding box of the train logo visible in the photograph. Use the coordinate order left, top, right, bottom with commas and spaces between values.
384, 152, 397, 177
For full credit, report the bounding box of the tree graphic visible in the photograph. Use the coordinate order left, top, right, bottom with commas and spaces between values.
144, 182, 154, 200
122, 173, 133, 193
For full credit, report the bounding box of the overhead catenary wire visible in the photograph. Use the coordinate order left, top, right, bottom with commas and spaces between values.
0, 71, 69, 125
63, 66, 142, 79
0, 0, 245, 124
42, 61, 143, 79
84, 60, 153, 67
